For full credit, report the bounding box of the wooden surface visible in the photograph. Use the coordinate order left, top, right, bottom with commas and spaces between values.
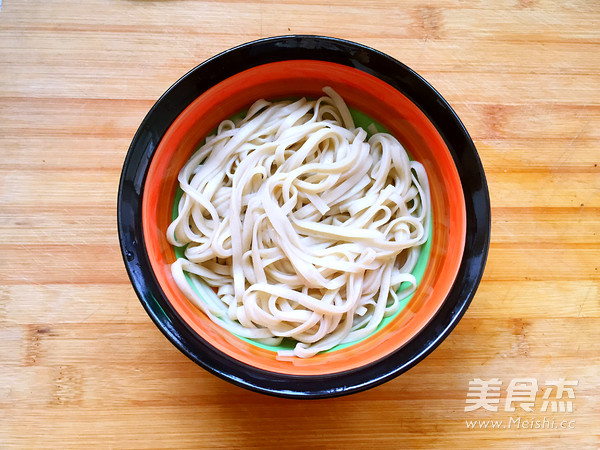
1, 0, 599, 448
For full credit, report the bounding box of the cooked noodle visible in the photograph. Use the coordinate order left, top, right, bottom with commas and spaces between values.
167, 87, 430, 358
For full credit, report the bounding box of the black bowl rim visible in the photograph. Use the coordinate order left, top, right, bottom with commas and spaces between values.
117, 35, 491, 399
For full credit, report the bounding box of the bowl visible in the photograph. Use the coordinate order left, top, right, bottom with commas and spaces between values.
117, 35, 490, 398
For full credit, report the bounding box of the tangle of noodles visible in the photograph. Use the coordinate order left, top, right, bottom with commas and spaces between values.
166, 87, 430, 358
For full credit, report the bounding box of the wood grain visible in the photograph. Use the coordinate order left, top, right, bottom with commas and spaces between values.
1, 0, 599, 448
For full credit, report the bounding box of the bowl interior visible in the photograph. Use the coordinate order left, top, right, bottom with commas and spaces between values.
142, 60, 466, 375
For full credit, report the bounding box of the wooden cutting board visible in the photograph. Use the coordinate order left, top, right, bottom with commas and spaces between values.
1, 0, 598, 447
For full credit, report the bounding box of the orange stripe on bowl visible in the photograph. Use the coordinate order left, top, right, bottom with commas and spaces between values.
142, 60, 466, 375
